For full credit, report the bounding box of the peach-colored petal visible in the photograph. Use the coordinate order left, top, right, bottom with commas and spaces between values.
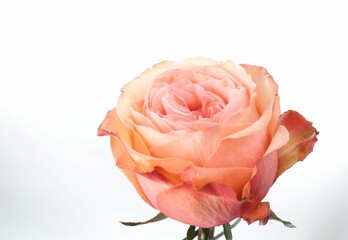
220, 60, 256, 92
97, 108, 132, 144
180, 166, 253, 199
241, 64, 280, 136
103, 119, 192, 174
211, 86, 250, 128
136, 171, 172, 209
242, 202, 270, 224
150, 129, 219, 167
110, 132, 188, 181
98, 108, 150, 155
132, 122, 185, 150
130, 153, 193, 174
276, 110, 318, 178
205, 128, 269, 168
145, 109, 182, 132
112, 132, 192, 174
155, 167, 183, 186
110, 137, 190, 205
218, 103, 259, 136
129, 104, 158, 130
110, 137, 136, 171
120, 169, 152, 206
243, 151, 278, 201
117, 60, 174, 124
98, 110, 190, 205
109, 137, 151, 205
157, 182, 246, 228
264, 125, 289, 156
221, 102, 275, 139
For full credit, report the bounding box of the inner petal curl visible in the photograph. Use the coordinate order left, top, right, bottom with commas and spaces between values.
145, 67, 249, 131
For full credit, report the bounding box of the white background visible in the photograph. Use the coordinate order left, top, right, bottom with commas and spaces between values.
1, 0, 347, 239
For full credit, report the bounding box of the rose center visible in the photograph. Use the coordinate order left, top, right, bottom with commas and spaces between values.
159, 87, 227, 121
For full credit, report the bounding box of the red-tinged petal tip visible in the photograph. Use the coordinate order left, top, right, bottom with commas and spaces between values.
242, 202, 270, 225
276, 110, 318, 178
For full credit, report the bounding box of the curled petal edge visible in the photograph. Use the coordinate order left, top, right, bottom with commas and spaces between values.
276, 110, 318, 178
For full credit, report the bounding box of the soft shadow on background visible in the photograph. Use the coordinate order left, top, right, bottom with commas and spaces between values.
1, 1, 347, 239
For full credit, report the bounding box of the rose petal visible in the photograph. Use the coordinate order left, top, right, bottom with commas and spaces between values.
136, 171, 172, 209
205, 128, 269, 168
120, 169, 153, 205
218, 103, 259, 135
264, 125, 289, 156
157, 182, 245, 228
180, 166, 253, 199
132, 121, 185, 149
242, 201, 270, 224
112, 133, 193, 174
110, 136, 191, 205
117, 60, 174, 124
130, 152, 193, 174
276, 110, 318, 178
109, 137, 151, 205
98, 110, 191, 205
241, 64, 280, 136
98, 108, 150, 155
149, 129, 219, 167
220, 60, 256, 92
97, 108, 130, 140
243, 151, 278, 201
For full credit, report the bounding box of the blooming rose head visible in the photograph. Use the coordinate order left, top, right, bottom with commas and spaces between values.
98, 57, 318, 228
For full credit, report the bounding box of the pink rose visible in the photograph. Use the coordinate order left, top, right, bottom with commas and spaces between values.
98, 57, 318, 228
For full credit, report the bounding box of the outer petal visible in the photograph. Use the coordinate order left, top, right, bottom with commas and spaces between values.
97, 108, 150, 155
180, 166, 253, 199
156, 182, 247, 228
136, 171, 172, 209
97, 108, 132, 143
110, 135, 192, 206
276, 110, 318, 178
241, 64, 280, 136
149, 128, 220, 167
97, 110, 192, 205
110, 137, 151, 205
205, 128, 270, 168
243, 151, 278, 201
242, 202, 270, 224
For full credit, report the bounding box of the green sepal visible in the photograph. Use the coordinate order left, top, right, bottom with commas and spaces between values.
186, 225, 196, 240
222, 223, 232, 240
269, 210, 296, 228
120, 212, 167, 226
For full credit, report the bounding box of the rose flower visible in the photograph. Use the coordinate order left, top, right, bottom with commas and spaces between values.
98, 57, 318, 228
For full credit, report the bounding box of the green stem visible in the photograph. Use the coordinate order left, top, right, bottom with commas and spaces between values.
198, 227, 215, 240
212, 218, 241, 240
183, 218, 241, 240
